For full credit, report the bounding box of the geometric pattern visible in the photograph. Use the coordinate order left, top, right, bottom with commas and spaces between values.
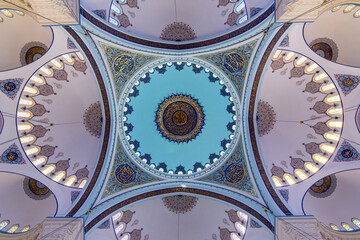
0, 78, 23, 100
102, 138, 162, 198
197, 40, 257, 99
99, 42, 159, 101
335, 74, 360, 96
1, 143, 25, 164
198, 141, 257, 197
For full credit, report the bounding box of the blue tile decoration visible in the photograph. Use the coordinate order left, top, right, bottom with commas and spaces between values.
98, 219, 110, 229
279, 34, 289, 47
67, 38, 77, 49
334, 141, 360, 162
335, 74, 360, 95
250, 8, 262, 17
198, 142, 256, 196
93, 9, 106, 20
102, 138, 162, 198
0, 111, 3, 135
279, 189, 289, 202
250, 219, 262, 228
71, 191, 81, 203
99, 42, 159, 100
0, 78, 23, 100
197, 40, 257, 98
1, 143, 25, 164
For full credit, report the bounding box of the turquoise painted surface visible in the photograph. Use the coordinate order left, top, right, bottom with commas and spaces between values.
125, 63, 234, 173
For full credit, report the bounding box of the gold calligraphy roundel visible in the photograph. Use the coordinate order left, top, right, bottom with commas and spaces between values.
155, 94, 205, 143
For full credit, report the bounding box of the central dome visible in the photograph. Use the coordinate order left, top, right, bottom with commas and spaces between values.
119, 60, 240, 178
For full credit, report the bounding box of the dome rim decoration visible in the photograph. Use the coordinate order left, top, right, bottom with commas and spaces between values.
80, 5, 274, 50
118, 57, 241, 179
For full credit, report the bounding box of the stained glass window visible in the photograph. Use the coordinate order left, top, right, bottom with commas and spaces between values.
355, 9, 360, 18
332, 6, 341, 12
342, 222, 353, 231
0, 9, 13, 18
330, 223, 339, 230
344, 5, 356, 13
21, 226, 30, 232
0, 220, 9, 230
7, 224, 18, 233
352, 218, 360, 228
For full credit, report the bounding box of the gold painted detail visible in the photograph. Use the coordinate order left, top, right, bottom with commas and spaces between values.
155, 94, 205, 143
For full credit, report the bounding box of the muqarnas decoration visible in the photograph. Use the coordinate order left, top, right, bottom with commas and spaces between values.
162, 195, 198, 214
83, 101, 103, 138
160, 22, 196, 41
256, 100, 276, 137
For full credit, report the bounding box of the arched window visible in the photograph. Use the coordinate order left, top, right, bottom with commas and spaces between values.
330, 223, 339, 230
314, 72, 328, 82
50, 59, 62, 69
75, 52, 84, 61
23, 86, 38, 95
324, 133, 340, 142
235, 222, 246, 235
305, 63, 319, 73
284, 52, 295, 62
52, 171, 65, 182
17, 111, 32, 118
20, 135, 36, 144
332, 6, 341, 12
62, 54, 74, 64
344, 5, 356, 13
30, 75, 45, 85
321, 83, 335, 92
295, 56, 307, 66
342, 222, 353, 231
284, 174, 296, 185
352, 218, 360, 228
17, 124, 33, 131
42, 165, 55, 175
64, 176, 76, 186
272, 50, 282, 60
78, 178, 88, 188
39, 66, 52, 76
305, 163, 319, 173
32, 157, 47, 167
320, 144, 335, 154
0, 9, 13, 17
21, 225, 30, 232
313, 154, 328, 164
325, 95, 340, 103
327, 120, 343, 128
19, 98, 35, 106
115, 222, 126, 234
295, 169, 308, 180
0, 220, 9, 230
112, 211, 123, 222
272, 176, 283, 187
7, 224, 18, 233
25, 146, 40, 156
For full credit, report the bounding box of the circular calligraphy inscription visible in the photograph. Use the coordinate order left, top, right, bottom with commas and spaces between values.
224, 53, 244, 73
28, 178, 50, 196
2, 148, 21, 164
173, 111, 187, 126
311, 176, 331, 193
156, 94, 205, 143
224, 163, 244, 183
115, 164, 136, 184
112, 54, 134, 74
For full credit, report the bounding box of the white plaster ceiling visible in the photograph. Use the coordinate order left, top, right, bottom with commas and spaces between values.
80, 0, 272, 40
303, 169, 360, 230
0, 172, 57, 232
0, 9, 53, 71
304, 4, 360, 67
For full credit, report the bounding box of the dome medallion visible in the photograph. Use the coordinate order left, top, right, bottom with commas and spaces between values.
119, 59, 241, 178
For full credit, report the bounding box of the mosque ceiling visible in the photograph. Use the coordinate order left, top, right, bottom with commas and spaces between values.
0, 1, 360, 239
